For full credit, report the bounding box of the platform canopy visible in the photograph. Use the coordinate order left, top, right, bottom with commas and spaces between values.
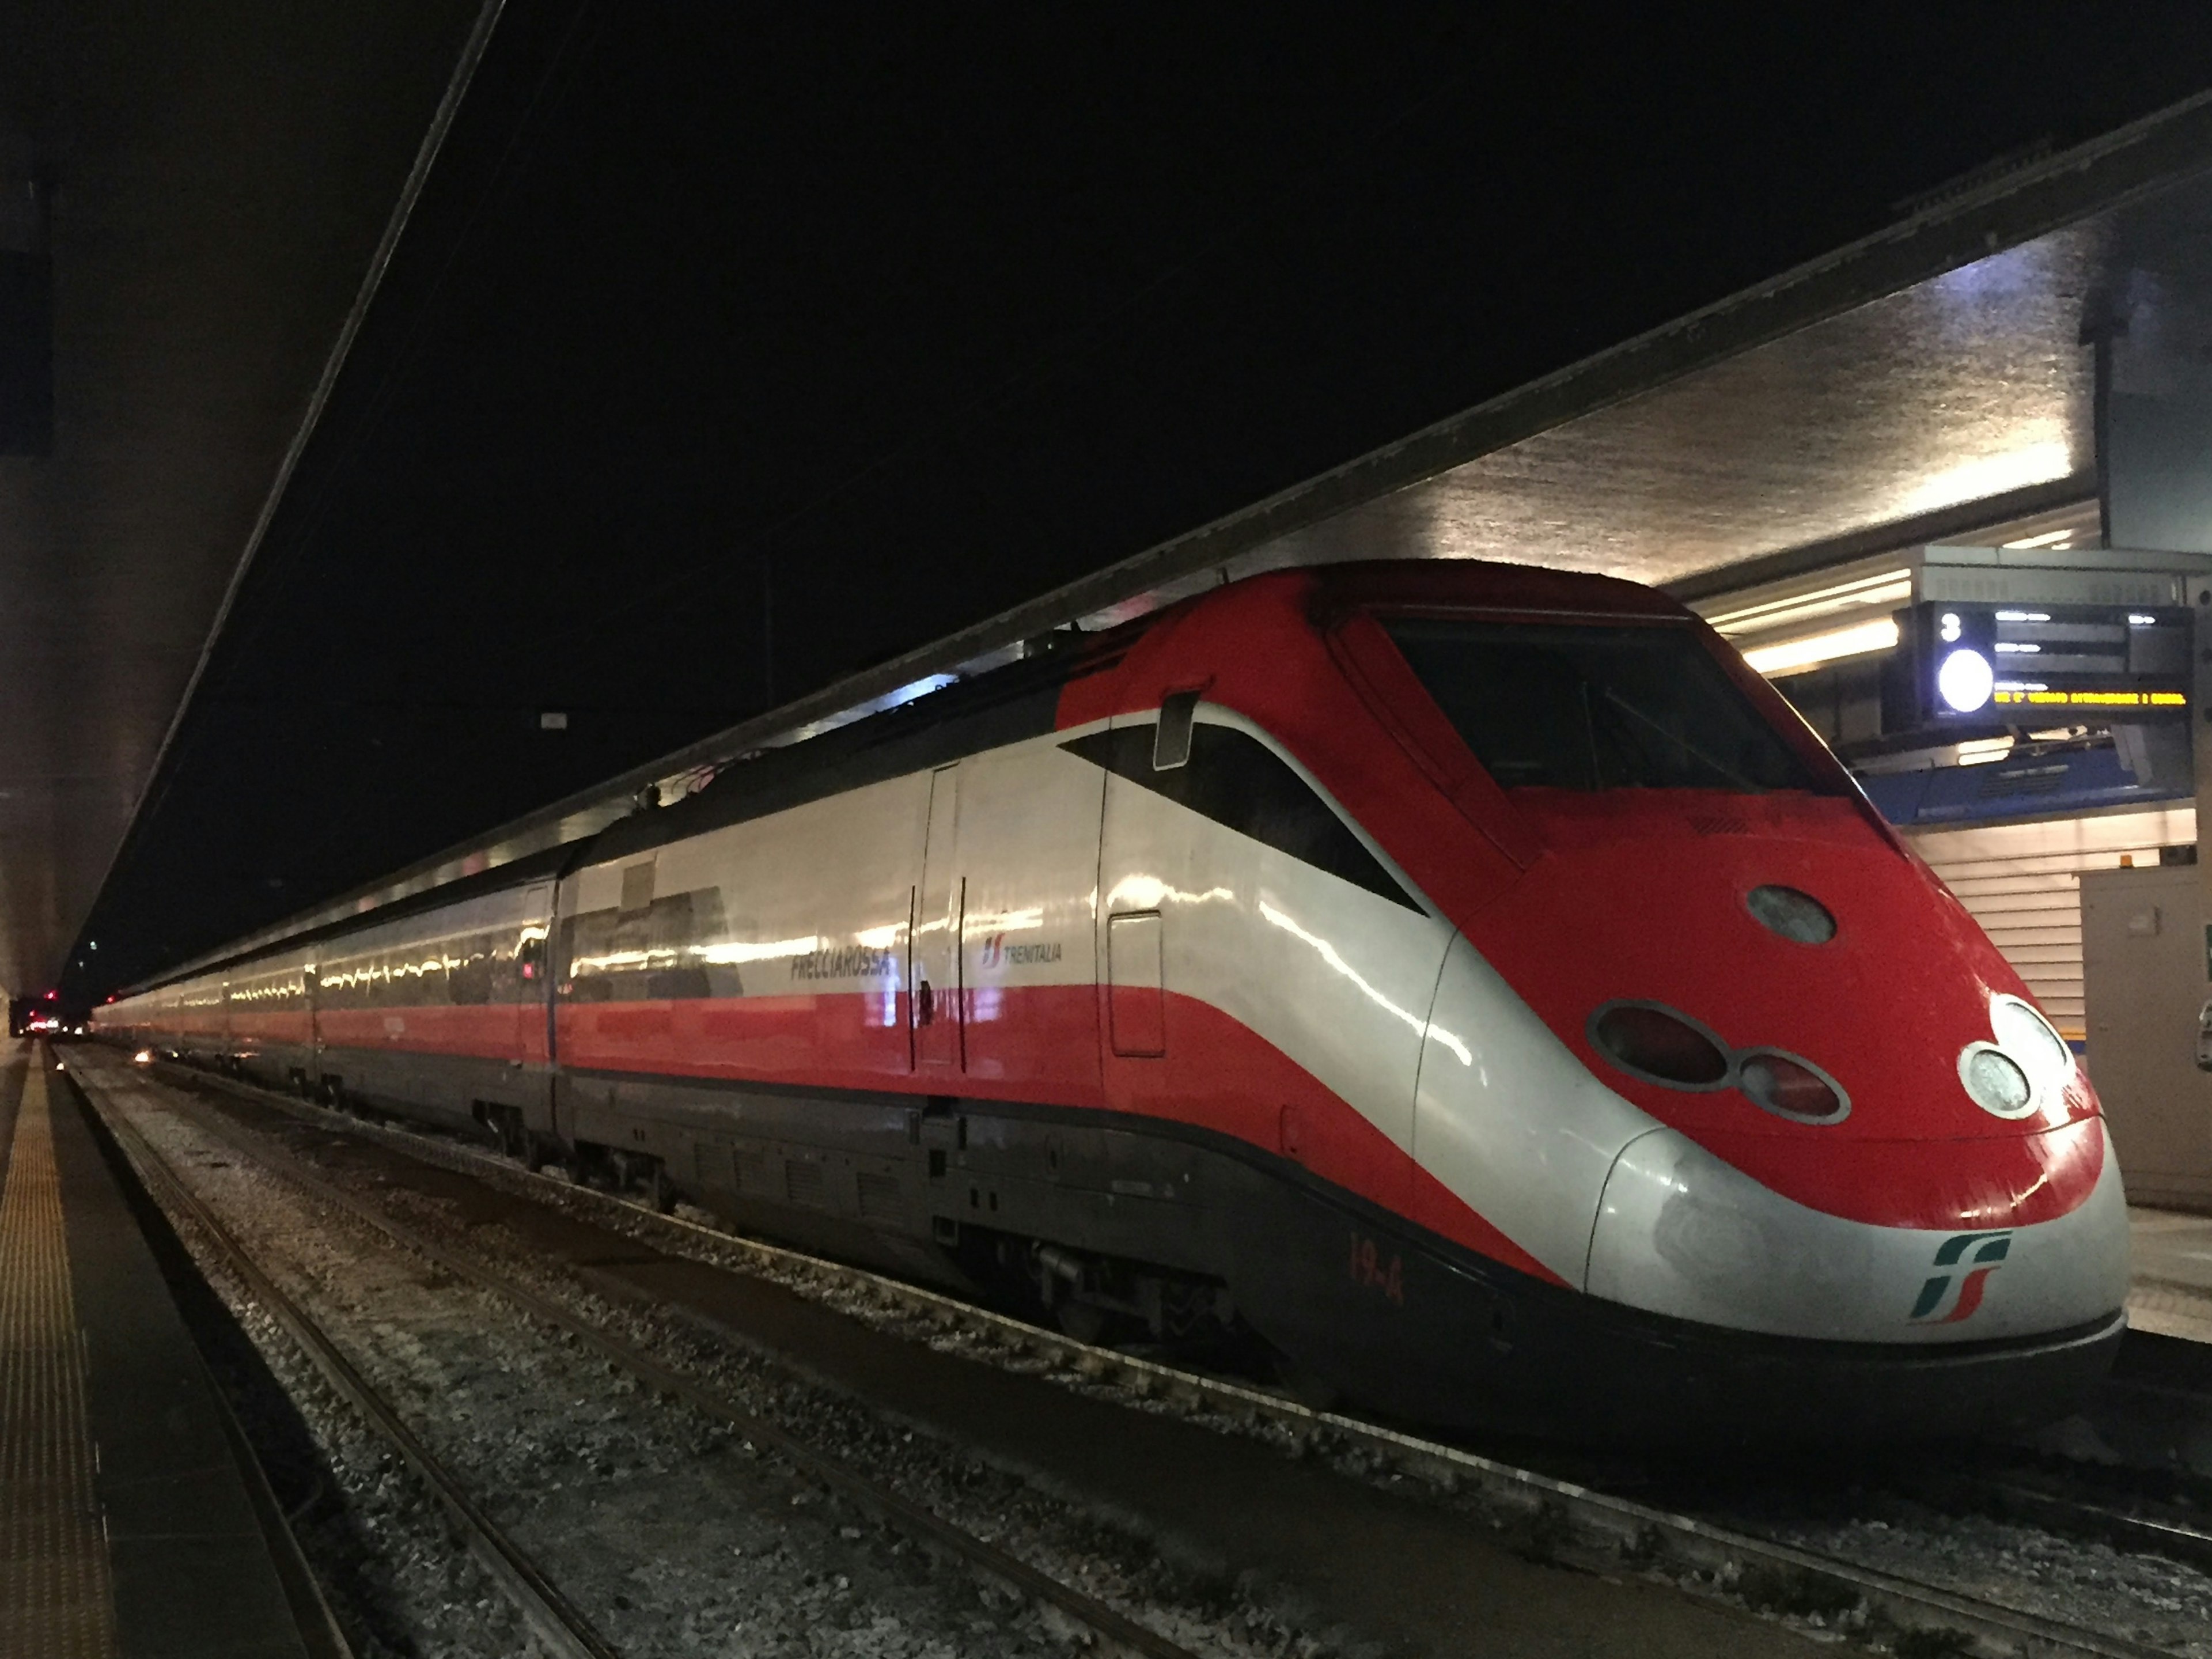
150, 92, 2212, 983
0, 0, 493, 999
18, 12, 2212, 1001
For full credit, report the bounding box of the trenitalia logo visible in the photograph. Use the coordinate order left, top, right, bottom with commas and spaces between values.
978, 934, 1063, 969
1908, 1230, 2012, 1323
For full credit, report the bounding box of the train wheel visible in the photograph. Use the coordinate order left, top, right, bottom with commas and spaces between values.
1272, 1355, 1343, 1412
573, 1144, 619, 1191
1055, 1301, 1108, 1345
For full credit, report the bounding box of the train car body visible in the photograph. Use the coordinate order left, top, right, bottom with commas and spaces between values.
97, 562, 2130, 1445
310, 878, 555, 1135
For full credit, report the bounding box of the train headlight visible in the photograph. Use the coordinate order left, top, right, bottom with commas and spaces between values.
1959, 1044, 2033, 1118
1589, 1002, 1730, 1088
1990, 993, 2071, 1089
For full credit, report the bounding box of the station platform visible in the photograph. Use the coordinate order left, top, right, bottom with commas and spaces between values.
0, 1045, 338, 1658
2128, 1205, 2212, 1344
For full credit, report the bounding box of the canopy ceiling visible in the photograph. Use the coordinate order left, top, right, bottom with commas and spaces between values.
0, 0, 487, 998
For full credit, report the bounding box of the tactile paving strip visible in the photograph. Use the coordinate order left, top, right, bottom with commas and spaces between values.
2126, 1281, 2212, 1344
0, 1060, 119, 1659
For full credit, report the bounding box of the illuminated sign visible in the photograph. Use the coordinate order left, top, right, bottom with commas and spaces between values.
1990, 688, 2187, 709
1912, 601, 2190, 724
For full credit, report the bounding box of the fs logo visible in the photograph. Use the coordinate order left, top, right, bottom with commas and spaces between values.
1908, 1230, 2012, 1324
979, 933, 1005, 969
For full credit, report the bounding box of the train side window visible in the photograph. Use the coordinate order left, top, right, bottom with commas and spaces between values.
450, 933, 495, 1005
1063, 721, 1420, 911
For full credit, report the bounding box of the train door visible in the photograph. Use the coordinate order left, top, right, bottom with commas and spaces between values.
516, 881, 557, 1121
1094, 703, 1187, 1113
914, 764, 964, 1073
301, 951, 321, 1093
531, 878, 566, 1145
950, 741, 1106, 1094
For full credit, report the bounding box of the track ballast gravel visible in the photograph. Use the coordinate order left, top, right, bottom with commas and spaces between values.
99, 1075, 1332, 1659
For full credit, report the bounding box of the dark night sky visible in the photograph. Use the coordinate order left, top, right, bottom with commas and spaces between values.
67, 3, 2212, 997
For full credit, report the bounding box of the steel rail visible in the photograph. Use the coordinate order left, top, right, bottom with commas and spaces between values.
73, 1075, 622, 1659
119, 1053, 2187, 1659
1990, 1480, 2212, 1575
1912, 1465, 2212, 1578
83, 1062, 1206, 1659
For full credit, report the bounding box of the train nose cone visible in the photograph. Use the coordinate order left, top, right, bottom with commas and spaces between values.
1585, 1122, 2130, 1344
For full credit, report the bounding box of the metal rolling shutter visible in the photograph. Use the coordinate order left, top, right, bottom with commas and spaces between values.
1904, 805, 2196, 1042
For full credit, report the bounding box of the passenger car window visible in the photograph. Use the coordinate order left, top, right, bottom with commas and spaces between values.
557, 888, 726, 1001
1382, 618, 1844, 795
1063, 721, 1420, 910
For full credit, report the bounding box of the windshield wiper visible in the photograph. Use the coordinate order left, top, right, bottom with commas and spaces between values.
1596, 687, 1765, 791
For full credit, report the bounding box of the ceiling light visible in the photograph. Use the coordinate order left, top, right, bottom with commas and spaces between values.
1705, 570, 1912, 637
1741, 618, 1901, 676
1953, 737, 2015, 766
2002, 528, 2080, 549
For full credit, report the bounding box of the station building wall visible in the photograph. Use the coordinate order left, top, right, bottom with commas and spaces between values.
1906, 805, 2196, 1044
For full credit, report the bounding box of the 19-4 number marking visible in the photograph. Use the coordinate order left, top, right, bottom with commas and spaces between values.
1350, 1233, 1404, 1305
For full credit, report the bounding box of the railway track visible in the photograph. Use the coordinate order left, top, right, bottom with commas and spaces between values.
79, 1048, 2210, 1659
1912, 1464, 2212, 1577
74, 1060, 1207, 1659
82, 1072, 625, 1659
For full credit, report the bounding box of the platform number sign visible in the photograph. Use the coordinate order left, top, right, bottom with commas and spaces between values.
1914, 600, 2189, 724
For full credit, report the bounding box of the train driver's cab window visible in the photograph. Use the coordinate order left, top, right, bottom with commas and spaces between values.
1382, 618, 1847, 796
1063, 717, 1419, 910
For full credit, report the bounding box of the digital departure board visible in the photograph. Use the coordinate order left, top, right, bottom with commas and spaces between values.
1912, 600, 2191, 724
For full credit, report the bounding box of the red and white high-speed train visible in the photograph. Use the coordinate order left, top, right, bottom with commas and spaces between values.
97, 561, 2130, 1444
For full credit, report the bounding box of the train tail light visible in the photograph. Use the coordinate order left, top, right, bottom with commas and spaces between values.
1589, 1002, 1730, 1088
1737, 1051, 1849, 1124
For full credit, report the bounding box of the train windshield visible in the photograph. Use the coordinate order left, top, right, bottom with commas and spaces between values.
1383, 618, 1846, 794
